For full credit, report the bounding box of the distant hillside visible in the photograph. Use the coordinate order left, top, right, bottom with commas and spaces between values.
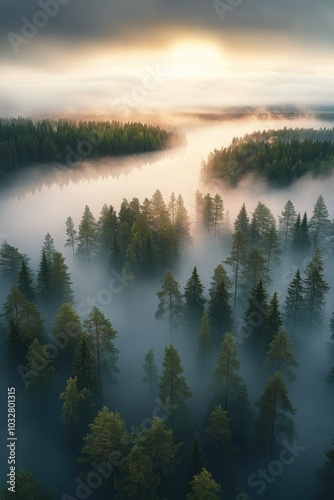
201, 127, 334, 187
0, 118, 185, 182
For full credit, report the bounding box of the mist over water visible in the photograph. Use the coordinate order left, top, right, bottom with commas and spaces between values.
1, 114, 334, 499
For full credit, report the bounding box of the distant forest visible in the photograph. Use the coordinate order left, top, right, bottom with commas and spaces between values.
0, 118, 184, 181
201, 127, 334, 187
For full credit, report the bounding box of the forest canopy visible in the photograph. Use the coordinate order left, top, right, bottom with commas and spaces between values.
0, 118, 185, 181
201, 127, 334, 187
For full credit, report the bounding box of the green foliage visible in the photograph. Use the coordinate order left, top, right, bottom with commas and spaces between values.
0, 241, 27, 284
72, 333, 101, 396
143, 348, 159, 407
197, 311, 212, 372
212, 332, 241, 410
254, 372, 296, 456
184, 267, 206, 335
155, 270, 184, 338
76, 205, 98, 260
201, 127, 334, 187
303, 248, 330, 330
0, 118, 182, 180
0, 469, 53, 499
318, 438, 334, 482
187, 468, 221, 500
17, 260, 35, 302
264, 330, 299, 383
206, 404, 235, 472
284, 268, 305, 338
208, 264, 232, 343
25, 339, 56, 398
186, 433, 206, 483
83, 306, 119, 381
80, 406, 128, 464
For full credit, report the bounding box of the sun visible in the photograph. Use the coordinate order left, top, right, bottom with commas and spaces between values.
164, 39, 227, 81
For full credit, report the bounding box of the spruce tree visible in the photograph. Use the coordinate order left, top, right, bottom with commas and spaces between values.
264, 330, 299, 383
284, 268, 304, 338
187, 468, 221, 500
83, 306, 119, 382
142, 348, 159, 409
37, 250, 51, 303
279, 200, 297, 248
0, 241, 26, 284
212, 332, 241, 410
76, 205, 97, 260
205, 404, 235, 474
25, 339, 56, 407
303, 248, 330, 331
197, 311, 212, 372
226, 230, 248, 324
50, 251, 73, 306
158, 344, 192, 429
17, 260, 35, 302
65, 216, 77, 257
234, 202, 250, 239
254, 372, 295, 457
264, 291, 283, 349
208, 264, 232, 344
186, 433, 206, 483
309, 195, 331, 249
155, 270, 183, 340
241, 247, 271, 298
175, 194, 191, 243
243, 280, 268, 351
183, 267, 205, 335
72, 333, 101, 397
52, 303, 83, 372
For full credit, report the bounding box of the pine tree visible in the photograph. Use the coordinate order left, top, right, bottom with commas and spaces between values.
184, 267, 205, 335
17, 260, 35, 302
155, 270, 184, 340
186, 433, 206, 483
303, 248, 330, 331
42, 233, 55, 263
50, 251, 73, 306
206, 404, 235, 474
234, 203, 250, 239
80, 406, 128, 464
243, 280, 268, 351
60, 376, 92, 445
208, 264, 232, 344
72, 333, 101, 397
264, 292, 283, 349
114, 446, 160, 500
202, 194, 214, 233
241, 247, 271, 298
142, 348, 159, 408
194, 190, 204, 229
264, 330, 299, 383
138, 417, 182, 491
309, 195, 331, 249
83, 306, 119, 382
250, 201, 276, 248
293, 212, 311, 256
96, 204, 118, 260
279, 200, 297, 248
212, 332, 241, 410
52, 303, 83, 371
37, 250, 51, 303
0, 241, 26, 284
175, 194, 191, 243
262, 225, 281, 268
226, 230, 248, 324
284, 268, 304, 337
168, 192, 177, 225
197, 311, 212, 372
187, 468, 221, 500
158, 344, 192, 428
65, 216, 77, 257
25, 339, 56, 407
212, 193, 224, 242
254, 372, 295, 457
76, 205, 97, 260
0, 470, 53, 500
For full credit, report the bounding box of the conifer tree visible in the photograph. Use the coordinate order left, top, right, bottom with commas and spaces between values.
206, 404, 235, 474
184, 267, 205, 335
80, 406, 128, 464
187, 468, 221, 500
25, 339, 56, 407
279, 200, 298, 248
37, 250, 51, 303
212, 332, 241, 410
318, 438, 334, 483
309, 195, 331, 249
155, 270, 184, 339
60, 376, 92, 445
234, 203, 250, 239
303, 248, 330, 331
158, 344, 192, 428
50, 251, 73, 306
186, 433, 206, 483
52, 303, 83, 371
226, 230, 248, 323
65, 216, 77, 257
0, 241, 27, 284
208, 264, 232, 344
243, 280, 268, 351
241, 247, 271, 298
72, 333, 101, 397
76, 205, 97, 260
264, 330, 299, 383
175, 194, 191, 242
264, 291, 283, 349
284, 268, 304, 337
96, 204, 118, 260
142, 348, 159, 408
83, 306, 119, 381
17, 260, 35, 302
197, 311, 212, 372
254, 372, 295, 457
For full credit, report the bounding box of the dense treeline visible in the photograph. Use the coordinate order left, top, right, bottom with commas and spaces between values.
1, 191, 334, 499
201, 127, 334, 187
0, 118, 184, 181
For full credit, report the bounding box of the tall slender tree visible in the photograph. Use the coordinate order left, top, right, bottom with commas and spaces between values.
264, 330, 299, 383
155, 270, 183, 339
212, 332, 241, 410
197, 311, 212, 372
76, 205, 97, 260
284, 268, 304, 338
142, 348, 159, 409
303, 248, 330, 331
183, 267, 205, 335
65, 216, 77, 257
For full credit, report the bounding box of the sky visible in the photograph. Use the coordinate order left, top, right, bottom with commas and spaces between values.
0, 0, 334, 117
